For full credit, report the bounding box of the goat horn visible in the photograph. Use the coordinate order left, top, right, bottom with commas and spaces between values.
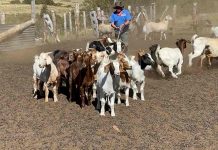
186, 40, 191, 43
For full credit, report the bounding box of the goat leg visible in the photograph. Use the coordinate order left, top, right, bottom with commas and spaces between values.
87, 86, 92, 106
33, 76, 38, 99
200, 54, 206, 68
80, 86, 86, 108
53, 83, 58, 102
44, 83, 49, 102
68, 72, 73, 101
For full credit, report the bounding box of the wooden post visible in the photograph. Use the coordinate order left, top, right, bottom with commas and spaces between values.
101, 10, 105, 24
96, 7, 101, 22
90, 11, 99, 38
152, 3, 156, 21
136, 6, 140, 14
51, 10, 60, 43
150, 5, 153, 21
83, 11, 87, 34
31, 0, 35, 21
172, 5, 177, 35
69, 11, 72, 32
64, 13, 67, 36
75, 3, 80, 36
160, 5, 169, 21
0, 12, 5, 24
193, 2, 198, 33
51, 10, 56, 33
128, 5, 132, 13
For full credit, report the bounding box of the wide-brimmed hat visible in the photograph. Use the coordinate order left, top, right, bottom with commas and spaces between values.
113, 1, 124, 9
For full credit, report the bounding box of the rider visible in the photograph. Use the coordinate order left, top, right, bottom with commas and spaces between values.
110, 1, 132, 52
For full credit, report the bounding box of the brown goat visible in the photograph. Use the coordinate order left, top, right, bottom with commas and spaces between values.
69, 51, 95, 108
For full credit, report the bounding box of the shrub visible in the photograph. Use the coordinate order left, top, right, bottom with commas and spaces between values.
10, 0, 21, 4
22, 0, 55, 5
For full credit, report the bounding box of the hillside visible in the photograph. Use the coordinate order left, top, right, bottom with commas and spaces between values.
0, 0, 84, 14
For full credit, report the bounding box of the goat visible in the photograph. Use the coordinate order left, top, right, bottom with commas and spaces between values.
129, 56, 145, 101
96, 55, 116, 116
33, 52, 59, 102
143, 15, 172, 40
68, 51, 95, 108
188, 34, 218, 67
52, 50, 70, 93
98, 23, 113, 37
211, 26, 218, 37
88, 37, 125, 55
115, 53, 132, 106
150, 39, 189, 78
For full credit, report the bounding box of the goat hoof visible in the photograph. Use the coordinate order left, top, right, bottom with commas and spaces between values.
87, 102, 92, 106
100, 113, 105, 116
111, 113, 115, 117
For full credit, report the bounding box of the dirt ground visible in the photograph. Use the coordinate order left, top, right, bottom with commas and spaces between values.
0, 33, 217, 150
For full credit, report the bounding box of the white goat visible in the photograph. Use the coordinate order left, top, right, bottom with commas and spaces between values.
129, 56, 145, 101
33, 52, 59, 102
98, 23, 113, 37
143, 15, 172, 40
189, 34, 218, 67
211, 26, 218, 37
96, 55, 115, 116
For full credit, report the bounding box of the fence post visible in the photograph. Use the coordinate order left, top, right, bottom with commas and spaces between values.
90, 11, 99, 38
83, 11, 87, 35
128, 5, 132, 13
75, 3, 80, 36
160, 5, 169, 21
69, 11, 72, 32
152, 3, 156, 21
149, 5, 153, 21
51, 10, 60, 43
31, 0, 35, 21
172, 5, 177, 35
136, 6, 140, 14
0, 12, 5, 24
64, 13, 67, 36
193, 2, 198, 33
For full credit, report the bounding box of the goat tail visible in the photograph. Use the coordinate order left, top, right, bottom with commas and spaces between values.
191, 34, 199, 45
143, 25, 147, 33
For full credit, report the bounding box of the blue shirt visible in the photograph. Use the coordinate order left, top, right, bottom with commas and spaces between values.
110, 9, 132, 27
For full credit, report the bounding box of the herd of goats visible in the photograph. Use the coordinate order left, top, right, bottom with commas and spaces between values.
33, 31, 218, 116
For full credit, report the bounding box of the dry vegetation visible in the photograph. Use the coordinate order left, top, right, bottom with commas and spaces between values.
0, 0, 83, 14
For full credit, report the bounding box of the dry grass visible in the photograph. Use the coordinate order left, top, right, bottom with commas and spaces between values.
0, 0, 84, 15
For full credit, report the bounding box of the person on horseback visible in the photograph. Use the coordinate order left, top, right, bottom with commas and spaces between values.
110, 1, 132, 52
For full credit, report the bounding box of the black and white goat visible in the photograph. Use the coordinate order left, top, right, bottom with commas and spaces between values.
149, 39, 189, 78
87, 37, 125, 55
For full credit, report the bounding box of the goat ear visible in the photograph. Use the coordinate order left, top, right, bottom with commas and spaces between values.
130, 55, 135, 60
176, 41, 179, 47
46, 55, 52, 65
186, 40, 191, 44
